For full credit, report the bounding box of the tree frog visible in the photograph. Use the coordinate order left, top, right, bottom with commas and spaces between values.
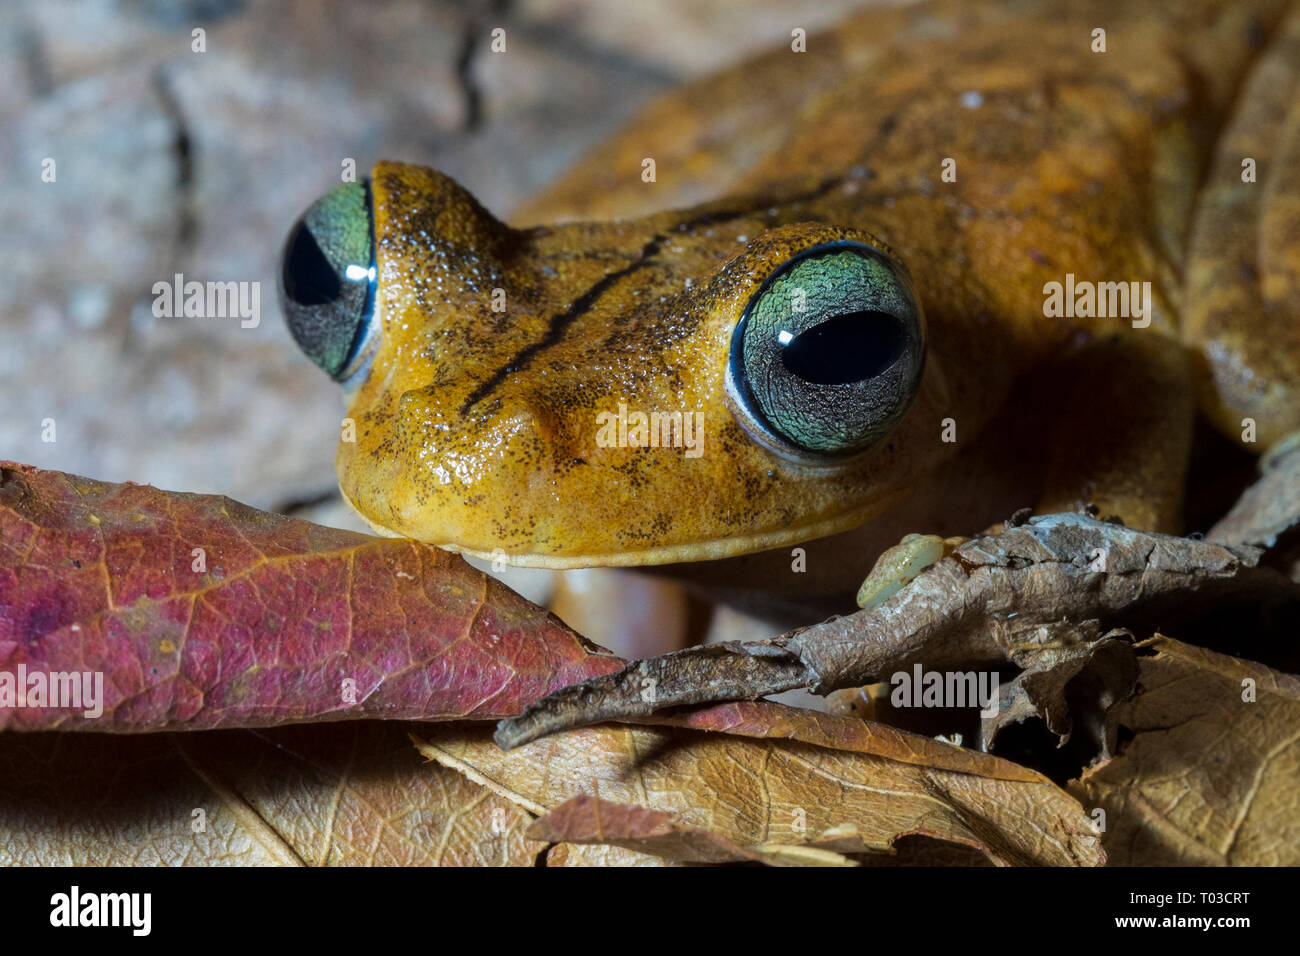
277, 0, 1300, 612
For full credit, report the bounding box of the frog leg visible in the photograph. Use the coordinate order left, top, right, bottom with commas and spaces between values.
1035, 333, 1194, 534
1184, 6, 1300, 452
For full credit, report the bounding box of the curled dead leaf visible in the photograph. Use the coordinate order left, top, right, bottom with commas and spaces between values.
1071, 636, 1300, 865
0, 722, 546, 865
497, 513, 1297, 749
418, 710, 1105, 866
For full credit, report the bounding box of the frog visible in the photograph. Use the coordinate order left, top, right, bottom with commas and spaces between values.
277, 0, 1300, 623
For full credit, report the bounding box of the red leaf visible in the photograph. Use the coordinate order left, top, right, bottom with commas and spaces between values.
526, 794, 773, 864
0, 463, 622, 731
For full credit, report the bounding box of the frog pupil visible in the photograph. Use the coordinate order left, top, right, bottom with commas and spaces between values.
278, 179, 376, 381
283, 224, 342, 307
779, 310, 905, 385
726, 241, 925, 459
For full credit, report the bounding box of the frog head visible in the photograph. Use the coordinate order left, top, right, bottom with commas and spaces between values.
279, 160, 946, 568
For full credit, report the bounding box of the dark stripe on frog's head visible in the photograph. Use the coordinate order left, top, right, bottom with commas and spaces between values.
457, 178, 849, 417
320, 160, 935, 567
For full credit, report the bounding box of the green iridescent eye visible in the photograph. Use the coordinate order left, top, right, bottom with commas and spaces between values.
278, 179, 377, 381
726, 242, 924, 459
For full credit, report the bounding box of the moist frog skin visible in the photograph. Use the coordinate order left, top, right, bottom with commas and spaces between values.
278, 0, 1300, 584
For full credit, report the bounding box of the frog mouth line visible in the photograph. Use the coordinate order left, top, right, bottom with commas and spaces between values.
345, 484, 909, 569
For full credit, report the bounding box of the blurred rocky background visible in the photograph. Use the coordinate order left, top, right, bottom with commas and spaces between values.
0, 0, 866, 523
0, 0, 873, 665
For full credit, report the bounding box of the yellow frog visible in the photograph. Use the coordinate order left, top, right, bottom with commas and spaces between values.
278, 0, 1300, 615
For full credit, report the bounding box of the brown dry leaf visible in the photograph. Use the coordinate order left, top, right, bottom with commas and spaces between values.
498, 513, 1297, 748
0, 723, 545, 865
548, 839, 864, 867
415, 719, 1104, 866
1071, 636, 1300, 865
648, 699, 1041, 780
545, 843, 682, 866
529, 794, 760, 864
979, 627, 1139, 753
528, 794, 854, 865
1210, 435, 1300, 580
852, 834, 997, 866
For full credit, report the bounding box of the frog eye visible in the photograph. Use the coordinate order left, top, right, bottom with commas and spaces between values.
726, 241, 924, 460
279, 179, 377, 381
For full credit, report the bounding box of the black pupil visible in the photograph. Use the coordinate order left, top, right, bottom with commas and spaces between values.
780, 310, 906, 385
283, 223, 341, 306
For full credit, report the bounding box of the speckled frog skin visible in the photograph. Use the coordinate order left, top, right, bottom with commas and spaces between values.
281, 0, 1300, 585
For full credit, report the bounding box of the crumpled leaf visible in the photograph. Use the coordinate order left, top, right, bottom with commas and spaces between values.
0, 462, 621, 731
527, 794, 856, 866
0, 722, 546, 865
979, 626, 1139, 753
1070, 636, 1300, 865
497, 513, 1298, 748
1210, 434, 1300, 580
647, 699, 1041, 780
545, 842, 683, 867
416, 711, 1105, 867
